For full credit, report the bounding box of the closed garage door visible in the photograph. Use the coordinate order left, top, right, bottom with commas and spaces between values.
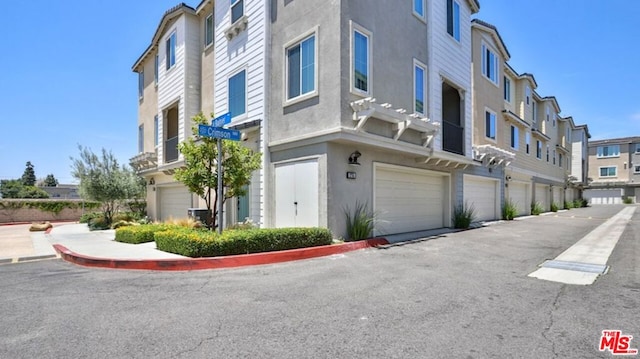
374, 165, 447, 235
535, 184, 550, 211
463, 175, 499, 221
159, 186, 192, 221
584, 188, 623, 204
508, 181, 529, 216
552, 187, 563, 208
565, 188, 575, 203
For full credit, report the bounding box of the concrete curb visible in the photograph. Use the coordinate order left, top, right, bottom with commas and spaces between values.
0, 254, 59, 265
53, 238, 390, 271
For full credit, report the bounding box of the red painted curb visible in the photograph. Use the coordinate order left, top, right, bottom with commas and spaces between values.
52, 238, 389, 271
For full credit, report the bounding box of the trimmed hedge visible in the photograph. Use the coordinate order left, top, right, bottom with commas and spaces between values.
115, 224, 178, 244
155, 227, 333, 258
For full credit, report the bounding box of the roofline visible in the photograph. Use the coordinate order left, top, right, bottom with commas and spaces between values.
589, 136, 640, 146
467, 0, 481, 14
518, 72, 538, 88
471, 19, 510, 60
574, 124, 591, 138
540, 96, 561, 113
131, 3, 197, 72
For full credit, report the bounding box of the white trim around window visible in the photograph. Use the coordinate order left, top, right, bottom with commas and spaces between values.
634, 165, 640, 173
536, 140, 542, 159
166, 31, 177, 71
413, 0, 426, 21
481, 42, 499, 86
525, 131, 530, 155
596, 145, 620, 158
599, 166, 617, 178
636, 144, 640, 153
510, 125, 519, 150
228, 67, 248, 120
350, 21, 372, 97
204, 13, 214, 48
504, 76, 511, 102
484, 108, 497, 142
283, 27, 319, 106
413, 59, 427, 115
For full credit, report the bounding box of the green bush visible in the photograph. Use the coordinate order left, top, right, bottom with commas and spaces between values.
573, 198, 588, 208
550, 202, 559, 212
531, 202, 543, 215
623, 197, 634, 204
155, 227, 333, 258
115, 224, 177, 244
502, 199, 518, 220
453, 202, 476, 229
111, 220, 136, 229
344, 201, 375, 241
88, 216, 110, 231
112, 211, 141, 222
564, 201, 574, 209
80, 212, 103, 224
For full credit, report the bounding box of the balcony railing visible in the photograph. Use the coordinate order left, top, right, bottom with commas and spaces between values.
442, 121, 464, 156
165, 136, 179, 163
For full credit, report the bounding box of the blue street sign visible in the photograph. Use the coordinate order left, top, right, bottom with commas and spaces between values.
198, 125, 241, 141
211, 112, 231, 128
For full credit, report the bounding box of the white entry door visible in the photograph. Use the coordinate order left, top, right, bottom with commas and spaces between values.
275, 160, 319, 227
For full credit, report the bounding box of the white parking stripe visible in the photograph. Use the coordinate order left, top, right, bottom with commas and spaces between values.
528, 206, 636, 285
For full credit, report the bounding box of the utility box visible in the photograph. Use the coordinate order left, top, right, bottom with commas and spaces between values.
187, 208, 211, 225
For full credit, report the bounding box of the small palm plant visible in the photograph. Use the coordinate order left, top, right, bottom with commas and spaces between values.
344, 201, 375, 241
453, 201, 476, 229
531, 201, 543, 215
502, 199, 518, 220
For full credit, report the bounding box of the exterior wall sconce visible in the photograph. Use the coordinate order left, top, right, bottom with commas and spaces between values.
348, 151, 361, 166
149, 178, 155, 185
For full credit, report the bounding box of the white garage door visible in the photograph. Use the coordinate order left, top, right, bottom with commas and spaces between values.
159, 186, 192, 221
553, 187, 563, 208
463, 175, 499, 222
535, 184, 550, 211
584, 189, 623, 204
565, 189, 575, 203
508, 181, 529, 216
275, 159, 319, 227
375, 165, 447, 235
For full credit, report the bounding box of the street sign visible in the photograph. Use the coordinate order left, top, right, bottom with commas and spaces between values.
198, 125, 241, 141
211, 112, 231, 128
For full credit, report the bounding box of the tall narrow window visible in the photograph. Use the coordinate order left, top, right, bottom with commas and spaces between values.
525, 86, 531, 105
229, 70, 246, 118
353, 28, 370, 94
546, 107, 550, 122
138, 70, 144, 99
205, 14, 214, 46
525, 132, 530, 154
559, 153, 563, 167
485, 111, 496, 140
138, 124, 144, 153
510, 125, 519, 150
481, 44, 498, 84
153, 115, 159, 147
231, 0, 243, 24
154, 55, 159, 85
504, 77, 511, 102
546, 145, 550, 162
553, 149, 556, 164
414, 62, 426, 114
447, 0, 460, 41
166, 32, 176, 70
413, 0, 425, 18
532, 101, 537, 123
536, 140, 542, 159
287, 35, 316, 100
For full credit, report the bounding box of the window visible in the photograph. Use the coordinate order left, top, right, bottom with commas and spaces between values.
504, 76, 511, 102
485, 111, 496, 140
510, 125, 519, 150
532, 101, 537, 123
231, 0, 243, 24
166, 32, 176, 70
546, 107, 550, 122
525, 86, 531, 105
635, 165, 640, 173
352, 27, 370, 94
566, 127, 571, 143
154, 55, 159, 85
138, 124, 144, 153
205, 14, 214, 46
413, 0, 425, 18
287, 34, 316, 101
553, 149, 556, 165
526, 132, 530, 154
597, 145, 620, 158
414, 61, 426, 114
446, 0, 460, 41
546, 145, 550, 162
536, 140, 542, 159
559, 153, 563, 167
481, 44, 498, 84
553, 113, 556, 127
138, 70, 144, 99
635, 144, 640, 153
599, 167, 617, 177
154, 115, 159, 147
229, 69, 246, 118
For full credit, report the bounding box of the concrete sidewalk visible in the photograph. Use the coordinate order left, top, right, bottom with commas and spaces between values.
0, 224, 58, 264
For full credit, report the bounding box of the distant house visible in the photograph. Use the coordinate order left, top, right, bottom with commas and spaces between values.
40, 185, 80, 199
586, 136, 640, 204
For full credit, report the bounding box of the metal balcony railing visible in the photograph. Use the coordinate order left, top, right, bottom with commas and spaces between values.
165, 136, 179, 163
442, 121, 464, 156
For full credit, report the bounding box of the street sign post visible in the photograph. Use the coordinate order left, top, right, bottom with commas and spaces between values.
198, 125, 241, 141
211, 112, 231, 128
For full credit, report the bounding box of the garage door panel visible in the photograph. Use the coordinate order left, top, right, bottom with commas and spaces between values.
535, 184, 549, 211
508, 182, 528, 216
463, 176, 498, 222
159, 186, 192, 221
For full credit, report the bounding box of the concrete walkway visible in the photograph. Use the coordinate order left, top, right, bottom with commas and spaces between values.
0, 224, 58, 264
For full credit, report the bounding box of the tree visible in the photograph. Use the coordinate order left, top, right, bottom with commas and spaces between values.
43, 174, 59, 187
21, 161, 36, 186
71, 146, 145, 225
0, 179, 49, 199
174, 113, 261, 229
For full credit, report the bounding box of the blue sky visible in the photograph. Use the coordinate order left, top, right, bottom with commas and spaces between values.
0, 1, 638, 183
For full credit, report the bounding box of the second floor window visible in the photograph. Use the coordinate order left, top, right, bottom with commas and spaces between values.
166, 32, 176, 70
504, 76, 511, 102
205, 14, 214, 46
546, 145, 550, 162
597, 145, 620, 158
353, 28, 370, 94
154, 115, 159, 147
525, 86, 531, 105
138, 124, 144, 153
600, 166, 617, 177
287, 35, 316, 100
536, 140, 542, 159
138, 70, 144, 99
154, 55, 159, 85
481, 44, 498, 84
636, 144, 640, 153
229, 69, 246, 118
413, 0, 425, 18
525, 132, 530, 154
446, 0, 460, 41
510, 125, 519, 150
231, 0, 243, 24
414, 62, 426, 114
485, 111, 496, 140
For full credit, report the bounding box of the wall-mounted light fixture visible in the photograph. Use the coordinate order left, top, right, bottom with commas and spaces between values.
149, 178, 155, 185
348, 151, 361, 166
505, 175, 512, 182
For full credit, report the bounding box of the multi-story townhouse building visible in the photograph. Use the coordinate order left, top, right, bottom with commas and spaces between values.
585, 136, 640, 204
565, 117, 590, 201
268, 0, 480, 236
131, 3, 207, 221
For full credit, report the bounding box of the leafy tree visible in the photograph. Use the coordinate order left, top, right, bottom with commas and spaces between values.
174, 113, 261, 229
0, 179, 24, 198
19, 186, 49, 198
43, 174, 59, 187
71, 146, 145, 225
21, 161, 36, 186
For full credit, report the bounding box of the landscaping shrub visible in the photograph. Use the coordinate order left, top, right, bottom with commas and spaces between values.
453, 202, 476, 229
623, 197, 634, 204
88, 216, 110, 231
344, 201, 375, 241
564, 201, 574, 210
502, 199, 518, 220
531, 202, 543, 216
111, 220, 136, 229
164, 217, 204, 229
573, 198, 588, 208
112, 211, 141, 223
80, 211, 103, 224
115, 224, 178, 244
550, 202, 559, 212
227, 218, 257, 231
155, 227, 333, 258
